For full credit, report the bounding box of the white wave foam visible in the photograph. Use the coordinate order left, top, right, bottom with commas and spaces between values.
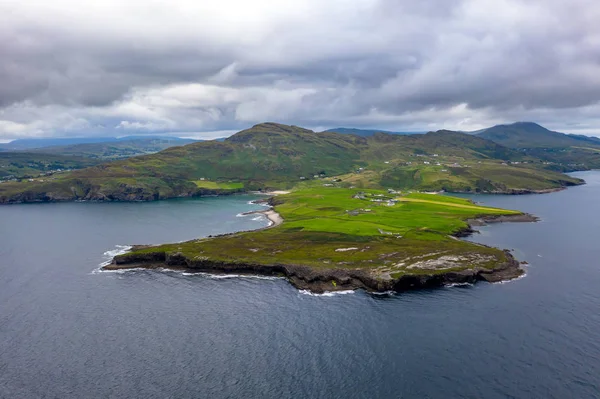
251, 216, 264, 221
92, 268, 133, 275
370, 290, 396, 296
445, 282, 474, 288
175, 270, 281, 280
248, 200, 271, 207
116, 268, 283, 281
299, 289, 356, 297
103, 245, 132, 257
493, 271, 528, 285
91, 245, 132, 274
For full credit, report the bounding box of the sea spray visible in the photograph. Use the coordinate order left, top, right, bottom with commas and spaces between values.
91, 245, 133, 274
299, 289, 356, 297
493, 270, 528, 285
98, 245, 132, 266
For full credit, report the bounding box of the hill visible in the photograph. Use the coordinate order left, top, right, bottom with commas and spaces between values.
0, 122, 586, 203
324, 127, 424, 137
476, 122, 600, 148
476, 122, 600, 170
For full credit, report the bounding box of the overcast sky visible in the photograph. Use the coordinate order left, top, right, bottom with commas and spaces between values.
1, 0, 600, 141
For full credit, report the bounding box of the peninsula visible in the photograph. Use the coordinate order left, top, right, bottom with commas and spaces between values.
106, 187, 537, 293
3, 121, 594, 292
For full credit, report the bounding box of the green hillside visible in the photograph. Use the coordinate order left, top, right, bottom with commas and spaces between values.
476, 122, 600, 148
362, 130, 518, 161
0, 122, 587, 203
476, 122, 600, 170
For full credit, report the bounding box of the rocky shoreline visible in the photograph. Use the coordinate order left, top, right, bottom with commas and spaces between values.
447, 179, 585, 196
104, 248, 523, 294
104, 212, 534, 294
454, 213, 539, 237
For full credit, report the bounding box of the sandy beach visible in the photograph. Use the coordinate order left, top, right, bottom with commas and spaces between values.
262, 209, 283, 227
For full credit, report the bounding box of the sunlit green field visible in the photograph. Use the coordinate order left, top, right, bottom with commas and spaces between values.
193, 180, 244, 190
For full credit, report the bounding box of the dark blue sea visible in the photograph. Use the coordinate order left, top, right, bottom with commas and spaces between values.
1, 172, 600, 398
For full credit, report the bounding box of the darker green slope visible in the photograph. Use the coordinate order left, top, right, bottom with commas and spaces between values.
363, 130, 519, 161
477, 122, 600, 170
477, 122, 600, 149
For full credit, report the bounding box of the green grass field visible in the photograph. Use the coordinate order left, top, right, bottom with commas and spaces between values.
123, 187, 521, 278
193, 181, 244, 190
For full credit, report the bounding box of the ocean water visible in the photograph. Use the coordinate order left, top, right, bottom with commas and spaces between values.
1, 176, 600, 399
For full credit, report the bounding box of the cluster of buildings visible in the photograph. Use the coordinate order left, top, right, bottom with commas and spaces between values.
352, 192, 398, 207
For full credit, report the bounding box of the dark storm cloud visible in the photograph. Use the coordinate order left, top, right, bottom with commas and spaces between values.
0, 24, 235, 107
1, 0, 600, 139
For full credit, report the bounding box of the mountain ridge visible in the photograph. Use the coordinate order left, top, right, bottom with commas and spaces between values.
476, 122, 600, 148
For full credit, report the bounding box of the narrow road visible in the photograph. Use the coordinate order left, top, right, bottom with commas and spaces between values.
395, 197, 515, 213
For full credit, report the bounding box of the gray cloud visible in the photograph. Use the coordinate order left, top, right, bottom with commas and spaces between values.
1, 0, 600, 140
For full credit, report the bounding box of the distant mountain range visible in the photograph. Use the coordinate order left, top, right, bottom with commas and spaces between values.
0, 136, 197, 152
0, 136, 201, 178
0, 136, 198, 160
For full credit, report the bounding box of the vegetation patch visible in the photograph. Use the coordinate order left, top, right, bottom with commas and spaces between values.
193, 180, 244, 190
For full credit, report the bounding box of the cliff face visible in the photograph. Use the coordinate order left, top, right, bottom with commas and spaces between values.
106, 248, 523, 294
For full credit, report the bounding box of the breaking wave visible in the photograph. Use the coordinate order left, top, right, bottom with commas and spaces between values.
177, 271, 282, 280
445, 282, 474, 288
91, 245, 132, 274
299, 289, 356, 297
493, 271, 528, 285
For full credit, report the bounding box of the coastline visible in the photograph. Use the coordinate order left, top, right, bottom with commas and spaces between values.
261, 209, 283, 227
454, 213, 539, 237
448, 184, 582, 196
103, 247, 524, 294
237, 208, 283, 229
103, 211, 532, 294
